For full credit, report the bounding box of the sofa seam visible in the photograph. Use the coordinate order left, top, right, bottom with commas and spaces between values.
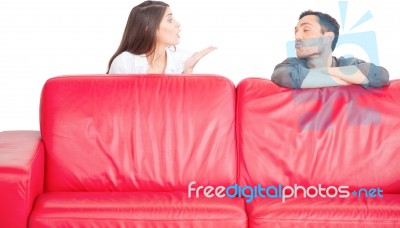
31, 217, 248, 222
248, 217, 399, 224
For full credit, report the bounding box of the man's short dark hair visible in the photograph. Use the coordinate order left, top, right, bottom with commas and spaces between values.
299, 10, 340, 51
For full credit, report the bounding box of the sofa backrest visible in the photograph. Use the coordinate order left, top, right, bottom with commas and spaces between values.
40, 75, 237, 192
237, 78, 400, 193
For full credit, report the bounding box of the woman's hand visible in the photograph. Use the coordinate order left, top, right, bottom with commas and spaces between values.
183, 46, 217, 74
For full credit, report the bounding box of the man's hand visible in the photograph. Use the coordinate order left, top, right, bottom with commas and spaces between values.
327, 66, 369, 85
183, 46, 217, 74
301, 68, 351, 88
301, 66, 369, 88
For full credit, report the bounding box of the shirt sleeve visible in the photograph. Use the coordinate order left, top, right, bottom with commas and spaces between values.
337, 57, 390, 88
271, 58, 310, 89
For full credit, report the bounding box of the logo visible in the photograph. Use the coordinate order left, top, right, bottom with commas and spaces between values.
188, 181, 384, 203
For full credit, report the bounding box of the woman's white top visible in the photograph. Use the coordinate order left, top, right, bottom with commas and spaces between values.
108, 47, 191, 74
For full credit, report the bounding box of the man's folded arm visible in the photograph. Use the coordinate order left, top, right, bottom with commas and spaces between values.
271, 58, 350, 89
333, 57, 390, 88
357, 63, 390, 88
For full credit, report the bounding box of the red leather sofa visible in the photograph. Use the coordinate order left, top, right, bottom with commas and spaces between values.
0, 75, 399, 227
237, 78, 400, 227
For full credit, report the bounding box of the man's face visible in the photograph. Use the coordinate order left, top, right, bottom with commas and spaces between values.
294, 15, 333, 59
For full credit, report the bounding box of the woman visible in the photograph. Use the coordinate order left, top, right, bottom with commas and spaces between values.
107, 1, 216, 74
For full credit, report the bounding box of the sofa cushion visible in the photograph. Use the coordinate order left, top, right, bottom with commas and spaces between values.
237, 78, 400, 192
246, 195, 400, 227
237, 78, 400, 227
40, 75, 236, 192
29, 192, 247, 227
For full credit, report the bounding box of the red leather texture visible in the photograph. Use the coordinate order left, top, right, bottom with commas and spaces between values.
237, 79, 400, 191
40, 75, 236, 192
237, 78, 400, 227
246, 195, 400, 227
0, 131, 44, 228
29, 192, 247, 227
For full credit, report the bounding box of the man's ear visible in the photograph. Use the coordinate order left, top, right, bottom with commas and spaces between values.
324, 31, 335, 42
324, 31, 335, 38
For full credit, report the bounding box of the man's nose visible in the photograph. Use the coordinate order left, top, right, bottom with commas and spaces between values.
295, 32, 302, 40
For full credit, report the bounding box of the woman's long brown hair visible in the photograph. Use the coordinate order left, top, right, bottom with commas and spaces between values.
107, 1, 169, 73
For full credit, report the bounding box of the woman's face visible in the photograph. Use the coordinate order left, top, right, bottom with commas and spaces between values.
156, 7, 181, 46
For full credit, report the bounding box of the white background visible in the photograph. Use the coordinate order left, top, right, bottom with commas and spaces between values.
0, 0, 398, 131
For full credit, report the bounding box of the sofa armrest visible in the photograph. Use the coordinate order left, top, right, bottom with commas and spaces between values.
0, 131, 44, 228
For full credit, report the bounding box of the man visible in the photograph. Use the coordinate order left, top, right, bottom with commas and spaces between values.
271, 10, 389, 89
